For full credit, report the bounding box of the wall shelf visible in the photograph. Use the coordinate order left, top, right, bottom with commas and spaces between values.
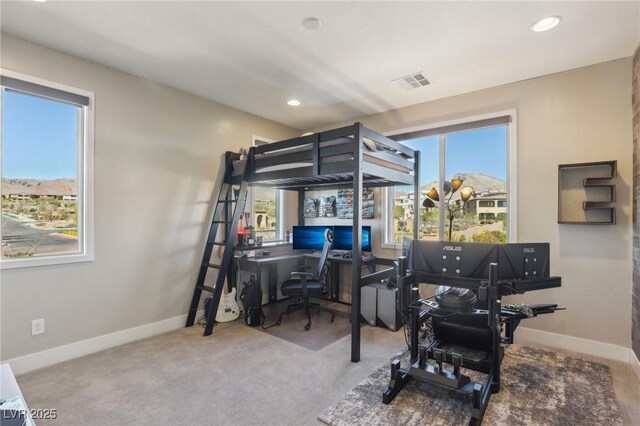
558, 160, 617, 225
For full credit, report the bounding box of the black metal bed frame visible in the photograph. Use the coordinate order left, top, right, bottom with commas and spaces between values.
229, 122, 420, 362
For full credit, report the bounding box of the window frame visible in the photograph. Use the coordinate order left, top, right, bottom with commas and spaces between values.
0, 69, 95, 269
382, 110, 517, 248
250, 135, 285, 242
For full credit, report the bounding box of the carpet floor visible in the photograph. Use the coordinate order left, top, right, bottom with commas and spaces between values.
15, 311, 404, 426
319, 345, 624, 426
13, 315, 639, 425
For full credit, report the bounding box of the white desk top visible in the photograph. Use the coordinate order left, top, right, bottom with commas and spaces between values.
1, 363, 24, 400
1, 363, 34, 425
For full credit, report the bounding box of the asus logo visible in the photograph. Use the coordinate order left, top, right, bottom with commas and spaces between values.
523, 248, 536, 253
443, 246, 462, 252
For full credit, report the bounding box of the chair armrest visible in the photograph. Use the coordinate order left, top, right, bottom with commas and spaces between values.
291, 272, 313, 278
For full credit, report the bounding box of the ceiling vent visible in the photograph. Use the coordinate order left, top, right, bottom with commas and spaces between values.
391, 72, 430, 91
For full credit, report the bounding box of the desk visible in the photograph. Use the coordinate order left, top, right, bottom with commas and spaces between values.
304, 253, 376, 302
237, 254, 302, 304
236, 252, 377, 305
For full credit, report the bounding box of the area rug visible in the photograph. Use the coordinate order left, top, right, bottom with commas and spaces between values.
319, 345, 623, 426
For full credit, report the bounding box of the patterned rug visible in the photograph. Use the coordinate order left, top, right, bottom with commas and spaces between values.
319, 345, 623, 426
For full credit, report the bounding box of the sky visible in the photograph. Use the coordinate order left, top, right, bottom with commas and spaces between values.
397, 124, 507, 192
2, 90, 78, 180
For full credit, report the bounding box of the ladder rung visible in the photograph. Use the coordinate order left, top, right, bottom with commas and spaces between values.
217, 200, 235, 203
205, 240, 224, 246
205, 262, 221, 269
197, 285, 215, 293
212, 221, 231, 224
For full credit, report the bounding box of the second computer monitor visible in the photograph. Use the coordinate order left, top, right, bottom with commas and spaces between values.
333, 225, 372, 252
498, 243, 550, 280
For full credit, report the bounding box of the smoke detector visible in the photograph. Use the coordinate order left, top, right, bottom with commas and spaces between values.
391, 72, 430, 91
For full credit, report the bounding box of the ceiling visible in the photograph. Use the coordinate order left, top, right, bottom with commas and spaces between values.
1, 1, 638, 131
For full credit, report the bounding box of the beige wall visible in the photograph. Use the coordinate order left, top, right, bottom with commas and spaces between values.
633, 45, 640, 359
0, 34, 632, 360
310, 59, 634, 347
0, 34, 298, 360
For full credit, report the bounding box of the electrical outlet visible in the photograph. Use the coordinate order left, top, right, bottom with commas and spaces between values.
31, 318, 45, 336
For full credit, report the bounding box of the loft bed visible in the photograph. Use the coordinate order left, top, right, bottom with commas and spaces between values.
230, 124, 416, 190
230, 122, 420, 362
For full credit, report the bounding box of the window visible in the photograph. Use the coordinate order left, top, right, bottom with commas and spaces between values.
1, 72, 94, 268
385, 114, 514, 245
251, 137, 284, 241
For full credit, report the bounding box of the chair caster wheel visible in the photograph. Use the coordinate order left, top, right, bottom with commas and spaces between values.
305, 324, 311, 331
330, 314, 336, 323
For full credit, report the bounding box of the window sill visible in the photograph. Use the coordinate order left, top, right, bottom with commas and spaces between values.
234, 241, 291, 250
0, 252, 94, 270
381, 242, 402, 250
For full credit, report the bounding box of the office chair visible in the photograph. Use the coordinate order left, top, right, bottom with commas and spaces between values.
278, 229, 336, 330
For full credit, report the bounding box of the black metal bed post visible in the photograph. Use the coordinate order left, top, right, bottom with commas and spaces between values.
351, 123, 364, 362
297, 189, 305, 226
413, 150, 420, 240
488, 262, 501, 393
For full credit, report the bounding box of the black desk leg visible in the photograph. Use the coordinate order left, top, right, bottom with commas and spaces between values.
269, 264, 278, 304
331, 263, 340, 301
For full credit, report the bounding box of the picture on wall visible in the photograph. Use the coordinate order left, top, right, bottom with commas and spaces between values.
336, 188, 374, 219
320, 195, 336, 217
303, 198, 319, 218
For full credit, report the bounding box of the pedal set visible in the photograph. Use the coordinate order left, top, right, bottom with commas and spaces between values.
411, 344, 470, 391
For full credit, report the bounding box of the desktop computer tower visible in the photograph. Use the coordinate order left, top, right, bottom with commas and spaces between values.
361, 285, 378, 326
377, 284, 403, 331
360, 283, 403, 331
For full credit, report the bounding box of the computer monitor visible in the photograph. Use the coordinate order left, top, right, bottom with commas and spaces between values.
497, 243, 550, 280
292, 226, 333, 250
410, 240, 498, 279
332, 225, 372, 252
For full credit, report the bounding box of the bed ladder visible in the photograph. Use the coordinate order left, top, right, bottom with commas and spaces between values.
185, 149, 253, 336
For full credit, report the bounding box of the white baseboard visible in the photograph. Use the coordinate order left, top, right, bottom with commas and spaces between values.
630, 349, 640, 383
517, 327, 630, 363
6, 310, 204, 376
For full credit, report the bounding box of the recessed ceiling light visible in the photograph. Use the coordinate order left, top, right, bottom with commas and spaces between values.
302, 17, 322, 30
287, 99, 301, 106
531, 16, 562, 32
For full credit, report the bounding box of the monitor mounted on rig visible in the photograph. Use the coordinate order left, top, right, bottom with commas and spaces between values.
410, 240, 498, 279
497, 243, 550, 280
